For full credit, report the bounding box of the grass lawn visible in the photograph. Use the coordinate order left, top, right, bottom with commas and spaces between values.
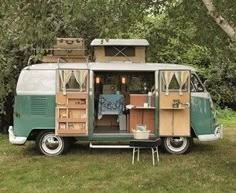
0, 115, 235, 193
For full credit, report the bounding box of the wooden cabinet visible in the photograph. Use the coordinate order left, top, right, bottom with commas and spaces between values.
129, 94, 155, 133
56, 93, 88, 136
159, 93, 190, 136
129, 108, 155, 133
159, 108, 190, 136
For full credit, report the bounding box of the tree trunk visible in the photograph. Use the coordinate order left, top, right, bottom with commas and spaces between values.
202, 0, 236, 42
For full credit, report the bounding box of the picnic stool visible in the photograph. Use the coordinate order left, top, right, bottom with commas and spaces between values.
129, 138, 162, 166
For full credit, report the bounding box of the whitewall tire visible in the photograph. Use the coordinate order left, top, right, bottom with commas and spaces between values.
36, 131, 69, 156
163, 137, 192, 154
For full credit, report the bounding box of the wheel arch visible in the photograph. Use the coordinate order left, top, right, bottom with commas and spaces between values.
191, 126, 197, 138
27, 128, 54, 140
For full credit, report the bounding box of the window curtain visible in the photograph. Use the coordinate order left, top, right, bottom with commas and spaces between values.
162, 71, 174, 95
73, 70, 88, 91
59, 70, 72, 94
175, 71, 189, 95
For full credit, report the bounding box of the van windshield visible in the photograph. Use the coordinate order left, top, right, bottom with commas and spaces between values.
190, 73, 204, 92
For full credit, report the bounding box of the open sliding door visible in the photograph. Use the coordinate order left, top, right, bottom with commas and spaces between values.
55, 69, 89, 136
159, 70, 190, 136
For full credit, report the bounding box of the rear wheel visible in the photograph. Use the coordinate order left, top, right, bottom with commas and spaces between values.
163, 137, 192, 154
36, 131, 69, 156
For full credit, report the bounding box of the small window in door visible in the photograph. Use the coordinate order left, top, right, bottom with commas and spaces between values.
161, 71, 189, 94
58, 70, 88, 92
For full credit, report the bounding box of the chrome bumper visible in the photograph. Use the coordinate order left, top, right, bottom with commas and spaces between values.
198, 124, 223, 142
8, 126, 27, 145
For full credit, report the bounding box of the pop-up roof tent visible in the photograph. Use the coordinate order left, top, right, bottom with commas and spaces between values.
90, 39, 149, 63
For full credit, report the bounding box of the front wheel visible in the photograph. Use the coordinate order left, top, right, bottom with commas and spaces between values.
36, 131, 69, 156
163, 137, 192, 154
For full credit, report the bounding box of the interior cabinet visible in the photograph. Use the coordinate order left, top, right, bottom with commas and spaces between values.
129, 94, 155, 133
56, 93, 88, 136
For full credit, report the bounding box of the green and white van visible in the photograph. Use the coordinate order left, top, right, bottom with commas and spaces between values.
9, 62, 223, 156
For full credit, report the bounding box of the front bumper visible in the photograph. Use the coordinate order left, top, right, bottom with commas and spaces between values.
197, 124, 223, 142
8, 126, 27, 145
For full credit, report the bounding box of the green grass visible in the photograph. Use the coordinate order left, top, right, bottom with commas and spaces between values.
0, 114, 236, 193
217, 108, 236, 128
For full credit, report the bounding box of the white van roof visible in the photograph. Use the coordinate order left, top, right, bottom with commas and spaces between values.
22, 62, 196, 71
17, 63, 196, 95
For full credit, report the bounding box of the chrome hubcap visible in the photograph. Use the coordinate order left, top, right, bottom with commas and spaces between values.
41, 134, 63, 155
166, 137, 188, 152
44, 137, 59, 150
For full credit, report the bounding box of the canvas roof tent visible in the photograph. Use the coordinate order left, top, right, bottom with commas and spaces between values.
90, 39, 149, 63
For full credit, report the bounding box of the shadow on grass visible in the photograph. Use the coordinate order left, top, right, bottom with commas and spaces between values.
192, 141, 217, 153
21, 141, 40, 156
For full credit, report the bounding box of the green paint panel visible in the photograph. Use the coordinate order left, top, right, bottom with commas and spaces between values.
14, 95, 55, 137
190, 96, 215, 135
88, 95, 94, 138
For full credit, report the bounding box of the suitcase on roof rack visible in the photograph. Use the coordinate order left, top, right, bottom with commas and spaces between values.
53, 38, 85, 56
54, 38, 85, 49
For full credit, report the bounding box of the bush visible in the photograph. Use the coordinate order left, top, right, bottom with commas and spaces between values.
216, 107, 235, 120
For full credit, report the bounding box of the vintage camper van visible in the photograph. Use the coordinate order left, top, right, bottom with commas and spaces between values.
8, 39, 223, 156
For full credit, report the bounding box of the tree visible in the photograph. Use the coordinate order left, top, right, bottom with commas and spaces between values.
161, 0, 236, 109
201, 0, 236, 42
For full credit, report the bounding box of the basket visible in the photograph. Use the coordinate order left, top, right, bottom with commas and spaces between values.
133, 130, 150, 139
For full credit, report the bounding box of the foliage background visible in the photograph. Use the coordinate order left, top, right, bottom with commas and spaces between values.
0, 0, 235, 131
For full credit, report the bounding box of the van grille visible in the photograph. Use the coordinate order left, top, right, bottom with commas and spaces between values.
30, 96, 47, 115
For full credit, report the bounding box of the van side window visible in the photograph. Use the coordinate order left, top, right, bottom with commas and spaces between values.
190, 74, 204, 92
128, 72, 154, 94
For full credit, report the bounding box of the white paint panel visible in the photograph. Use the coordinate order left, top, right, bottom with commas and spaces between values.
17, 70, 56, 95
191, 92, 210, 99
90, 39, 149, 46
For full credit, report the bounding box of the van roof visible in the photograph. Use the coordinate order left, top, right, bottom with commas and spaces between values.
23, 62, 196, 71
